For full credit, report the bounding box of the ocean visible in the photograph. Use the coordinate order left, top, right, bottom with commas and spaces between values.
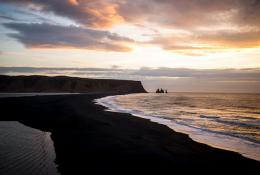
96, 92, 260, 161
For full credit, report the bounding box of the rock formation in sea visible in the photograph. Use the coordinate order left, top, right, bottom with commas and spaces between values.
156, 88, 167, 93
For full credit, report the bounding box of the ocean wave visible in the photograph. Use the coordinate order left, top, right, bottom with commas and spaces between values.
95, 93, 260, 161
199, 115, 220, 119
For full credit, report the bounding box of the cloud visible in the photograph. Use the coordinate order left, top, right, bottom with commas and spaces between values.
133, 67, 260, 80
0, 15, 16, 21
1, 0, 260, 53
4, 23, 133, 52
118, 0, 260, 29
2, 67, 260, 81
120, 0, 260, 53
0, 0, 124, 28
2, 0, 260, 30
196, 30, 260, 48
3, 0, 259, 29
134, 67, 260, 92
1, 67, 260, 93
147, 30, 260, 53
121, 0, 260, 53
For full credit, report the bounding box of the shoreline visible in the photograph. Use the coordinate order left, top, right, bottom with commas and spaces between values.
0, 121, 59, 175
0, 93, 259, 174
95, 94, 260, 161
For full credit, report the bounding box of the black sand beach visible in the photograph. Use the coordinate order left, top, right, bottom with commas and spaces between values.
0, 93, 259, 174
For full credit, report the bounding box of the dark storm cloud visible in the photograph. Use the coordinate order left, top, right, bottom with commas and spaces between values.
3, 23, 133, 51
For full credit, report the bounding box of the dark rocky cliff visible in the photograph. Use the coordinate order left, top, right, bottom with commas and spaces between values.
0, 75, 146, 93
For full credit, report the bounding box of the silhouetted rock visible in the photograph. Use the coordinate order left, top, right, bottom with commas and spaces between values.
0, 75, 147, 94
156, 88, 167, 93
160, 88, 164, 93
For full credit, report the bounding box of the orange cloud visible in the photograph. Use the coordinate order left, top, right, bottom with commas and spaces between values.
2, 0, 125, 28
83, 2, 124, 28
3, 0, 260, 30
2, 0, 260, 54
146, 29, 260, 55
196, 30, 260, 49
118, 0, 260, 29
68, 0, 79, 6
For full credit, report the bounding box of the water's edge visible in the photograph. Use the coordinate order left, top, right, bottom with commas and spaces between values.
0, 93, 79, 98
0, 121, 59, 175
0, 93, 75, 175
95, 94, 260, 161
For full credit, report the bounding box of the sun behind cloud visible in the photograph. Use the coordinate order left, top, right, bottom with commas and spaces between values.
0, 0, 259, 69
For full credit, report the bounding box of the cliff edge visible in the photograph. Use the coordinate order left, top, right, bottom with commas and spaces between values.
0, 75, 147, 93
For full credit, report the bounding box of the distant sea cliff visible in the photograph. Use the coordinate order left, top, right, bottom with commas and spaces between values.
0, 75, 146, 93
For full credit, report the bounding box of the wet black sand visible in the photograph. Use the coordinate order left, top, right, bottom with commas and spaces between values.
0, 93, 259, 174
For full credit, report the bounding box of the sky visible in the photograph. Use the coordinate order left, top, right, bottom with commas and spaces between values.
0, 0, 260, 92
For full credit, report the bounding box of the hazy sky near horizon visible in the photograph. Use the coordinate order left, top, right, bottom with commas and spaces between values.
0, 0, 260, 92
1, 67, 260, 93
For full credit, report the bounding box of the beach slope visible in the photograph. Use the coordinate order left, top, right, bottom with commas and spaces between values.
0, 93, 259, 174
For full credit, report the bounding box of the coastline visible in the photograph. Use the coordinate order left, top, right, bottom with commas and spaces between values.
0, 93, 259, 174
0, 121, 59, 175
95, 94, 260, 161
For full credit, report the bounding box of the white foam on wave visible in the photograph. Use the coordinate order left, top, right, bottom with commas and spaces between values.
95, 94, 260, 161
